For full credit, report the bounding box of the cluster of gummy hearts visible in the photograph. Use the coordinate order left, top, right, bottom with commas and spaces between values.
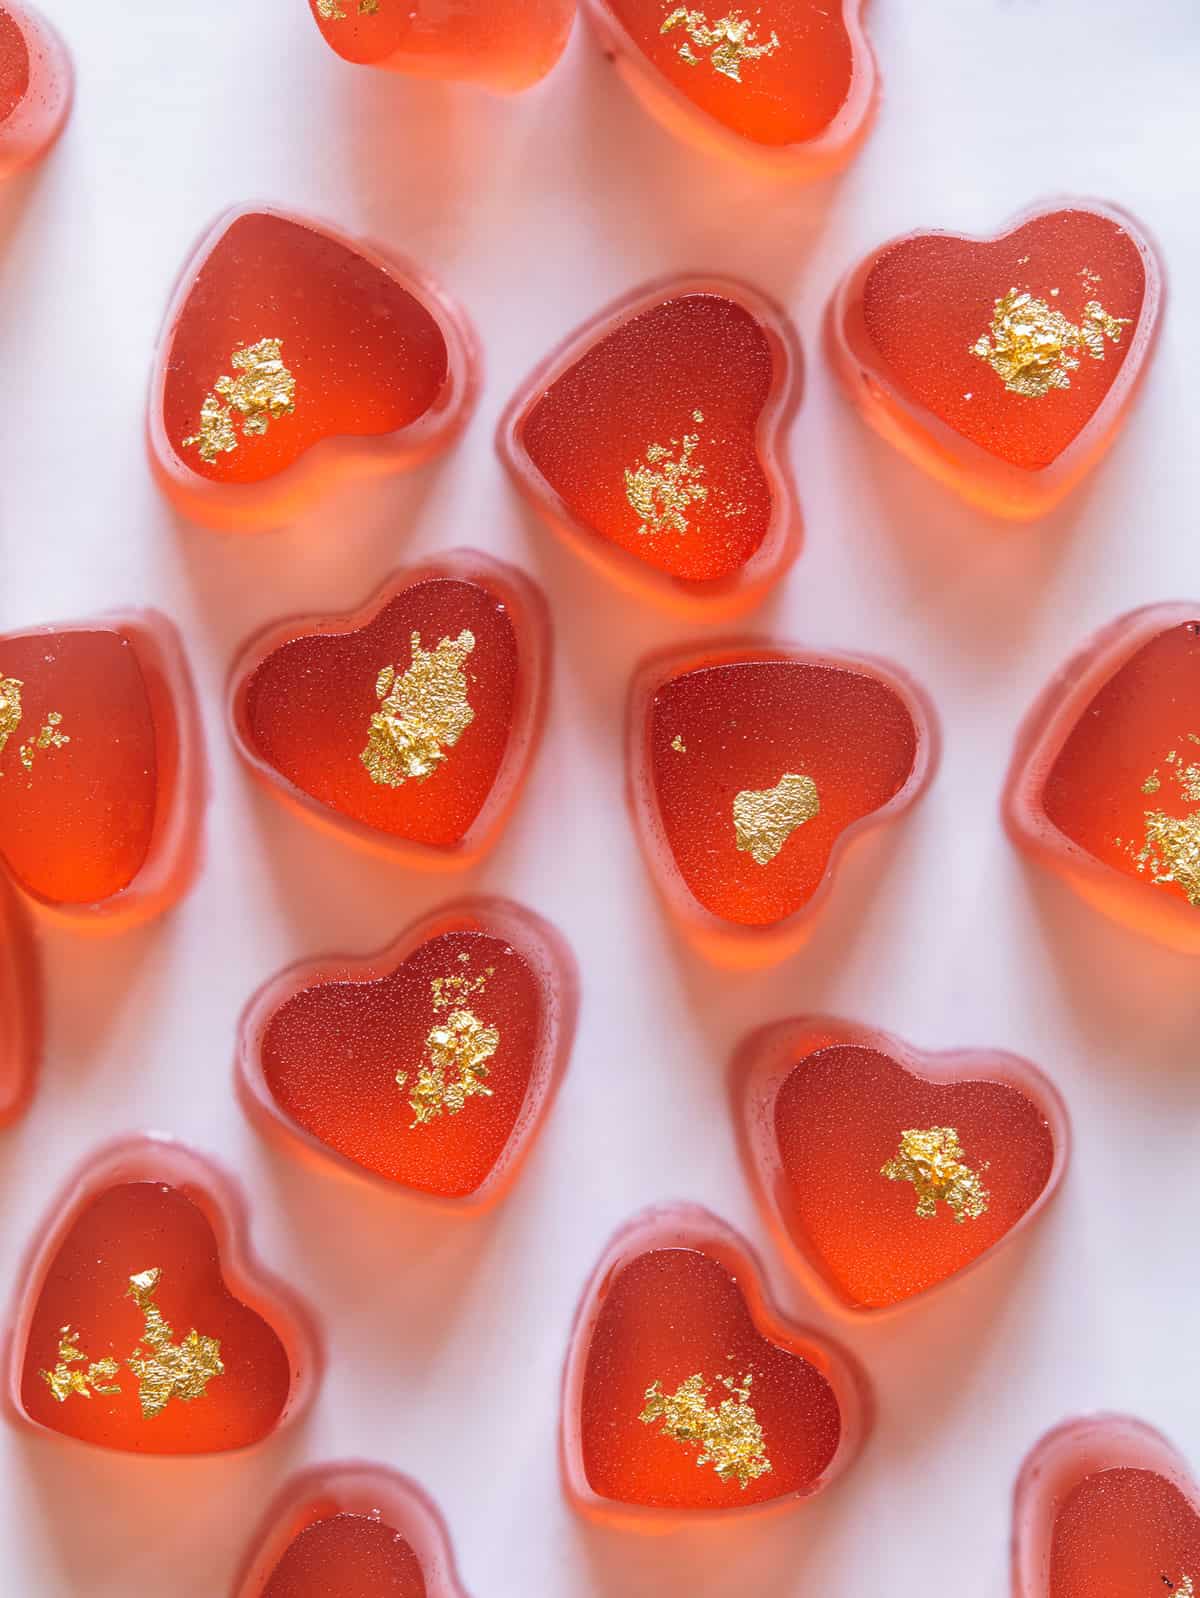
0, 2, 71, 179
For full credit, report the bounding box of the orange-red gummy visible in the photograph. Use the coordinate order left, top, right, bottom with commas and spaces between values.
0, 4, 71, 179
0, 877, 38, 1125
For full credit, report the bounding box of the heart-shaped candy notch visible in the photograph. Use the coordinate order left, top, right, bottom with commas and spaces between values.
0, 876, 39, 1126
0, 609, 206, 928
584, 0, 875, 177
829, 199, 1164, 518
562, 1205, 869, 1526
234, 1461, 470, 1598
1005, 603, 1200, 952
734, 1017, 1069, 1313
0, 3, 71, 179
229, 553, 550, 867
6, 1135, 320, 1455
238, 897, 578, 1207
628, 640, 938, 964
307, 0, 576, 93
1014, 1415, 1200, 1598
498, 277, 803, 616
149, 206, 478, 531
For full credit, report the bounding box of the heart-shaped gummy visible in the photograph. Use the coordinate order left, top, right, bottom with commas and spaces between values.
0, 610, 206, 927
1014, 1416, 1200, 1598
562, 1205, 868, 1526
230, 553, 550, 866
7, 1136, 318, 1455
1005, 604, 1200, 952
149, 206, 477, 531
0, 876, 38, 1126
734, 1017, 1068, 1313
628, 641, 938, 963
585, 0, 875, 176
307, 0, 576, 93
0, 3, 71, 179
238, 897, 577, 1205
234, 1462, 469, 1598
499, 277, 802, 615
829, 200, 1164, 518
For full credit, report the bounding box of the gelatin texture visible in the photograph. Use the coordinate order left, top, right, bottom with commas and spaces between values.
1049, 1468, 1200, 1597
262, 1515, 425, 1598
0, 8, 30, 122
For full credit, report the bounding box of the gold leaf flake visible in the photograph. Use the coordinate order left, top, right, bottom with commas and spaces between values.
671, 734, 687, 752
39, 1326, 121, 1403
881, 1127, 990, 1223
361, 630, 475, 788
183, 337, 296, 464
19, 710, 69, 772
397, 964, 500, 1129
660, 7, 780, 81
970, 287, 1129, 399
0, 676, 23, 758
1121, 742, 1200, 907
317, 0, 380, 15
639, 1371, 771, 1488
625, 411, 709, 538
733, 772, 820, 866
125, 1268, 224, 1419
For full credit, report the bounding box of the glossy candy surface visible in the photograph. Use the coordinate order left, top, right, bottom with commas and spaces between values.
0, 611, 205, 927
0, 877, 38, 1125
499, 279, 802, 615
585, 0, 875, 176
735, 1018, 1068, 1312
238, 898, 577, 1205
230, 554, 549, 867
829, 201, 1164, 517
1013, 1416, 1200, 1598
150, 207, 477, 530
628, 642, 937, 962
307, 0, 575, 92
1006, 604, 1200, 951
8, 1137, 318, 1454
0, 3, 71, 179
562, 1206, 868, 1525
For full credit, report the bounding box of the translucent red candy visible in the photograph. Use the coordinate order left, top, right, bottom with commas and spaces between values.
0, 610, 205, 927
0, 877, 38, 1125
235, 1463, 469, 1598
149, 207, 477, 530
0, 3, 71, 179
306, 0, 576, 93
499, 279, 802, 615
238, 897, 577, 1206
829, 200, 1164, 518
735, 1017, 1068, 1313
629, 642, 938, 963
1013, 1416, 1200, 1598
562, 1205, 868, 1525
584, 0, 875, 176
1005, 604, 1200, 952
230, 553, 549, 867
7, 1136, 318, 1455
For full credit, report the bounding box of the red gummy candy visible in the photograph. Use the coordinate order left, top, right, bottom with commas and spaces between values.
7, 1136, 319, 1455
150, 207, 477, 531
1005, 604, 1200, 952
0, 877, 38, 1126
498, 277, 802, 615
734, 1016, 1068, 1313
584, 0, 875, 177
230, 553, 549, 867
0, 610, 205, 928
628, 640, 938, 963
238, 897, 577, 1207
0, 3, 71, 179
1014, 1416, 1200, 1598
829, 200, 1164, 518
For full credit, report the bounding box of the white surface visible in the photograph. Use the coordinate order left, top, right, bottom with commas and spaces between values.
1, 1, 1198, 1592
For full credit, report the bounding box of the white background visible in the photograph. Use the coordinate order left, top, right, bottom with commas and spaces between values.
1, 0, 1198, 1592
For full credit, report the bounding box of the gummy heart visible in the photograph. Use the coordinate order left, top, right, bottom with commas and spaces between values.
628, 641, 938, 962
0, 876, 38, 1125
230, 554, 549, 865
562, 1205, 868, 1524
234, 1462, 469, 1598
150, 207, 477, 531
1005, 604, 1200, 952
1013, 1416, 1200, 1598
306, 0, 576, 93
499, 278, 802, 615
584, 0, 875, 176
0, 3, 71, 179
829, 200, 1164, 518
735, 1017, 1068, 1312
238, 897, 577, 1205
7, 1136, 318, 1454
0, 610, 205, 926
